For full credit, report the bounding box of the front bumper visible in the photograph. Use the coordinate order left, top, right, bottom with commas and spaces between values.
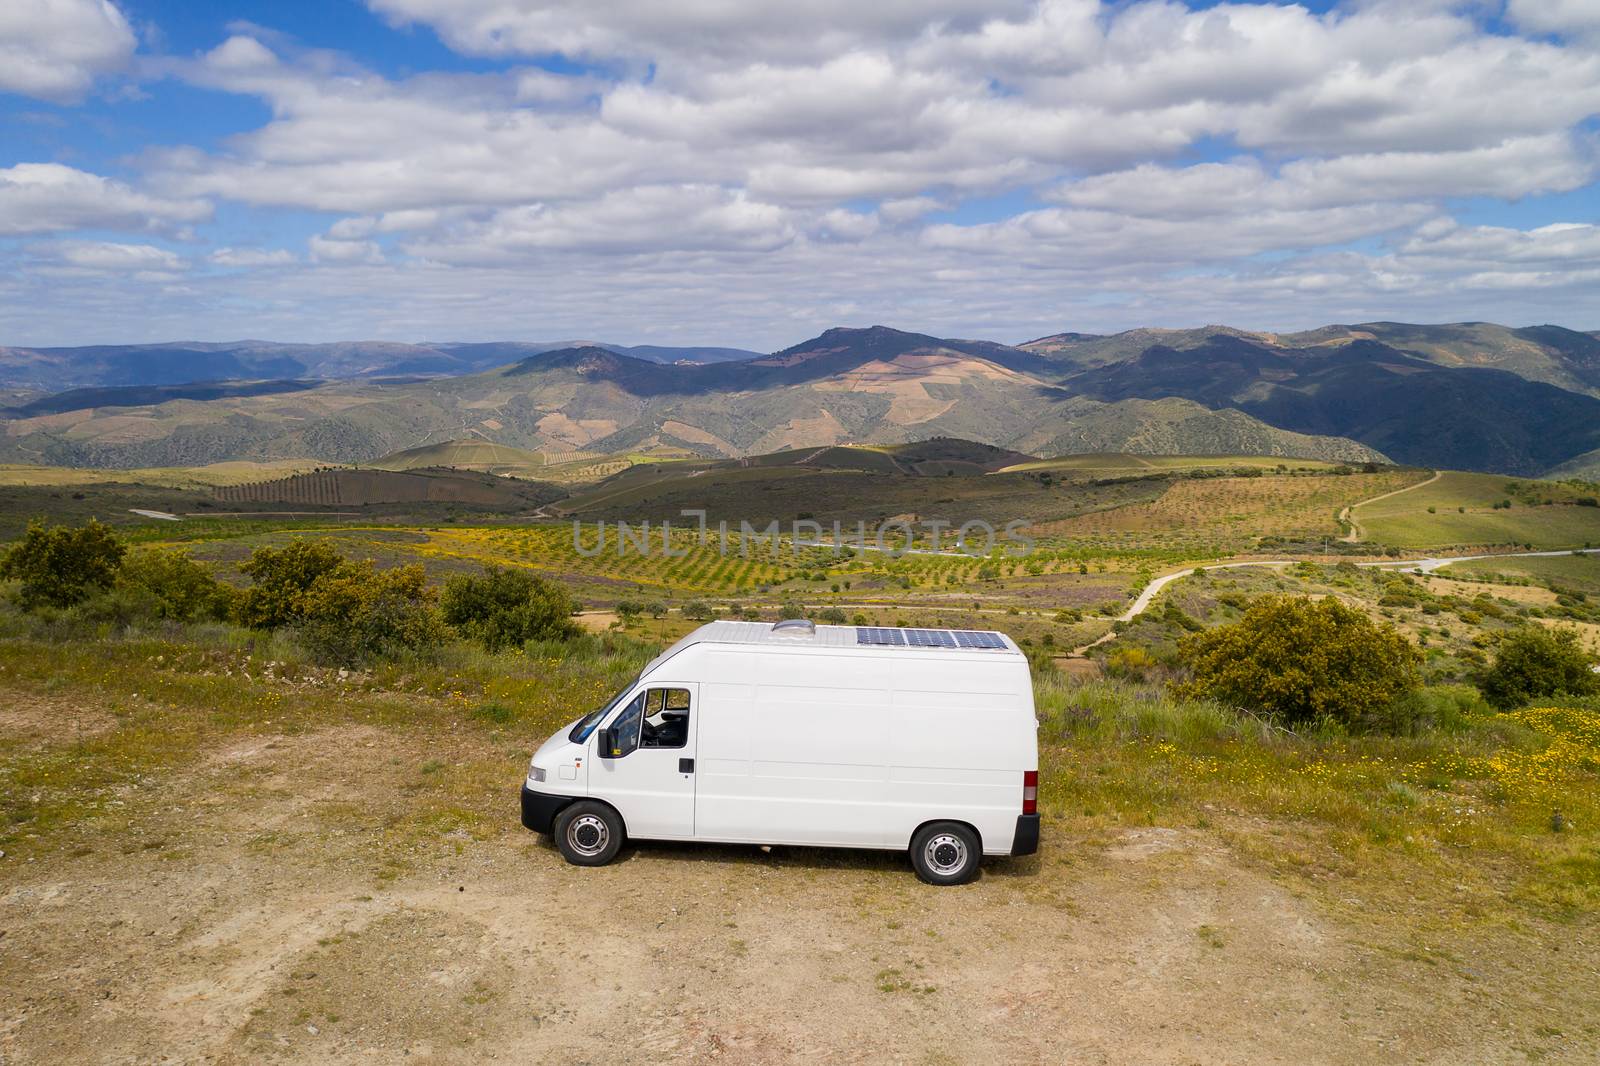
520, 784, 577, 835
1011, 814, 1040, 856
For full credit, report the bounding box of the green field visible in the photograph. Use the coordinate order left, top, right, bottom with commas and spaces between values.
1355, 471, 1600, 549
1440, 552, 1600, 596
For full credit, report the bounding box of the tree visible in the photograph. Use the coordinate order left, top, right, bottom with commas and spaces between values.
0, 520, 126, 609
298, 562, 445, 665
1177, 595, 1420, 727
439, 565, 579, 650
1479, 626, 1597, 709
235, 540, 346, 629
117, 547, 235, 622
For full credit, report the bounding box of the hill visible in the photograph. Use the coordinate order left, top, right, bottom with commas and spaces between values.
1037, 331, 1600, 475
15, 319, 1600, 474
1279, 322, 1600, 397
213, 467, 562, 509
371, 439, 551, 476
0, 328, 1385, 469
0, 338, 762, 392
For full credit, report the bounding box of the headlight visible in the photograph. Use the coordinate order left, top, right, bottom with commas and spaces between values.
528, 766, 546, 783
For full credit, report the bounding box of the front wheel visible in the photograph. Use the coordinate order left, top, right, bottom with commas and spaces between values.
554, 801, 624, 866
909, 822, 981, 886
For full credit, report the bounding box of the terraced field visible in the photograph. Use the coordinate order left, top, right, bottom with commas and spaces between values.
1356, 471, 1600, 549
1033, 469, 1425, 553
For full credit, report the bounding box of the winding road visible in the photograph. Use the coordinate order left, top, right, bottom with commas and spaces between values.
1074, 546, 1600, 654
1338, 469, 1441, 542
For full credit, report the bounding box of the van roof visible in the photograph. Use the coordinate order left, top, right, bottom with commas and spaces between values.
645, 620, 1023, 673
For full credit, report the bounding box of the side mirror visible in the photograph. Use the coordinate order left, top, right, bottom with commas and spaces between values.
597, 727, 618, 758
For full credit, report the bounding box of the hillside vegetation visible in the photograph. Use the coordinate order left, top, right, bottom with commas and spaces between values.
1354, 471, 1600, 550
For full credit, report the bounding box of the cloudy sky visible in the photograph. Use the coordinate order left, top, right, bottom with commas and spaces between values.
2, 0, 1599, 349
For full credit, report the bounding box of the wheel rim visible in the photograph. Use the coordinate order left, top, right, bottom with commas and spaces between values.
924, 832, 968, 876
568, 814, 610, 857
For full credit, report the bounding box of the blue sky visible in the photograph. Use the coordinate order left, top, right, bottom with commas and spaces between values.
2, 0, 1599, 349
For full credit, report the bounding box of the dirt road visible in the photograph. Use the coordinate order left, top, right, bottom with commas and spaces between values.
1338, 469, 1441, 542
2, 692, 1593, 1064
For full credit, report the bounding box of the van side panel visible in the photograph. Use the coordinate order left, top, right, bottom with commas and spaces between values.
694, 648, 894, 846
887, 658, 1035, 855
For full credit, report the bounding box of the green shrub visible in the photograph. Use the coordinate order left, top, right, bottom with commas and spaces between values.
1104, 645, 1157, 682
297, 561, 445, 666
818, 606, 848, 624
1177, 595, 1420, 727
1363, 684, 1491, 735
117, 547, 235, 622
1479, 626, 1598, 709
682, 600, 715, 621
0, 519, 125, 609
439, 565, 578, 651
235, 540, 346, 629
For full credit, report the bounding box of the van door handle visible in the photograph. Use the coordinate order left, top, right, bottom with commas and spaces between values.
679, 758, 695, 774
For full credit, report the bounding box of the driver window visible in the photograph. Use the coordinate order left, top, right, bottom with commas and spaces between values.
607, 692, 646, 756
640, 687, 691, 749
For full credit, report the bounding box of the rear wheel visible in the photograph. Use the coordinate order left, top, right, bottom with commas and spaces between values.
554, 801, 624, 866
909, 822, 981, 886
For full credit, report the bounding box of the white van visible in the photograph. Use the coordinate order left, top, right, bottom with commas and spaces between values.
520, 619, 1040, 885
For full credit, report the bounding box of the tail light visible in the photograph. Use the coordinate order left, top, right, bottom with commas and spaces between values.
1022, 770, 1038, 815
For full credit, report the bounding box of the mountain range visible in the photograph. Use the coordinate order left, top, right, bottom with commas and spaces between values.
3, 321, 1598, 477
0, 339, 763, 393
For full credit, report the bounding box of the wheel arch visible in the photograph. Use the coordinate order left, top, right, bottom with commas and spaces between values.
908, 818, 983, 854
562, 796, 628, 839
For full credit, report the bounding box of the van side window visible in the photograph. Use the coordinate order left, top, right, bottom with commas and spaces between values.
640, 687, 691, 749
608, 692, 646, 756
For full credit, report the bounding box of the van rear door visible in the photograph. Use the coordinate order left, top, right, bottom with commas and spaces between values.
591, 681, 699, 840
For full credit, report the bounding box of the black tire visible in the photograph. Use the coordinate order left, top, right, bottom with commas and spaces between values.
909, 822, 981, 886
554, 801, 624, 867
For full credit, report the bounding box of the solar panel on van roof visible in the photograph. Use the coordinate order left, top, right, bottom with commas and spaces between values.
906, 628, 957, 648
855, 626, 1006, 650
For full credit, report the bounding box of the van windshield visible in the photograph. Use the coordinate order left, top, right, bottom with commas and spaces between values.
567, 675, 640, 743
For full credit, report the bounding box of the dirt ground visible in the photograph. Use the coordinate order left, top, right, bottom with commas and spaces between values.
2, 693, 1595, 1065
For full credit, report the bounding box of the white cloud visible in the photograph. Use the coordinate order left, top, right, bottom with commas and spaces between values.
1507, 0, 1600, 39
922, 201, 1437, 269
1049, 135, 1598, 218
33, 240, 186, 272
0, 0, 137, 102
365, 0, 1027, 64
209, 247, 296, 267
816, 209, 880, 241
0, 163, 209, 236
406, 185, 797, 262
308, 234, 385, 263
12, 1, 1600, 343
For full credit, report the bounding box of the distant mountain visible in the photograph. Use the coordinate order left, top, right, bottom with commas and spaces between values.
2, 379, 322, 418
0, 338, 761, 392
1279, 322, 1600, 397
606, 344, 760, 365
1028, 329, 1600, 476
0, 326, 1385, 469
